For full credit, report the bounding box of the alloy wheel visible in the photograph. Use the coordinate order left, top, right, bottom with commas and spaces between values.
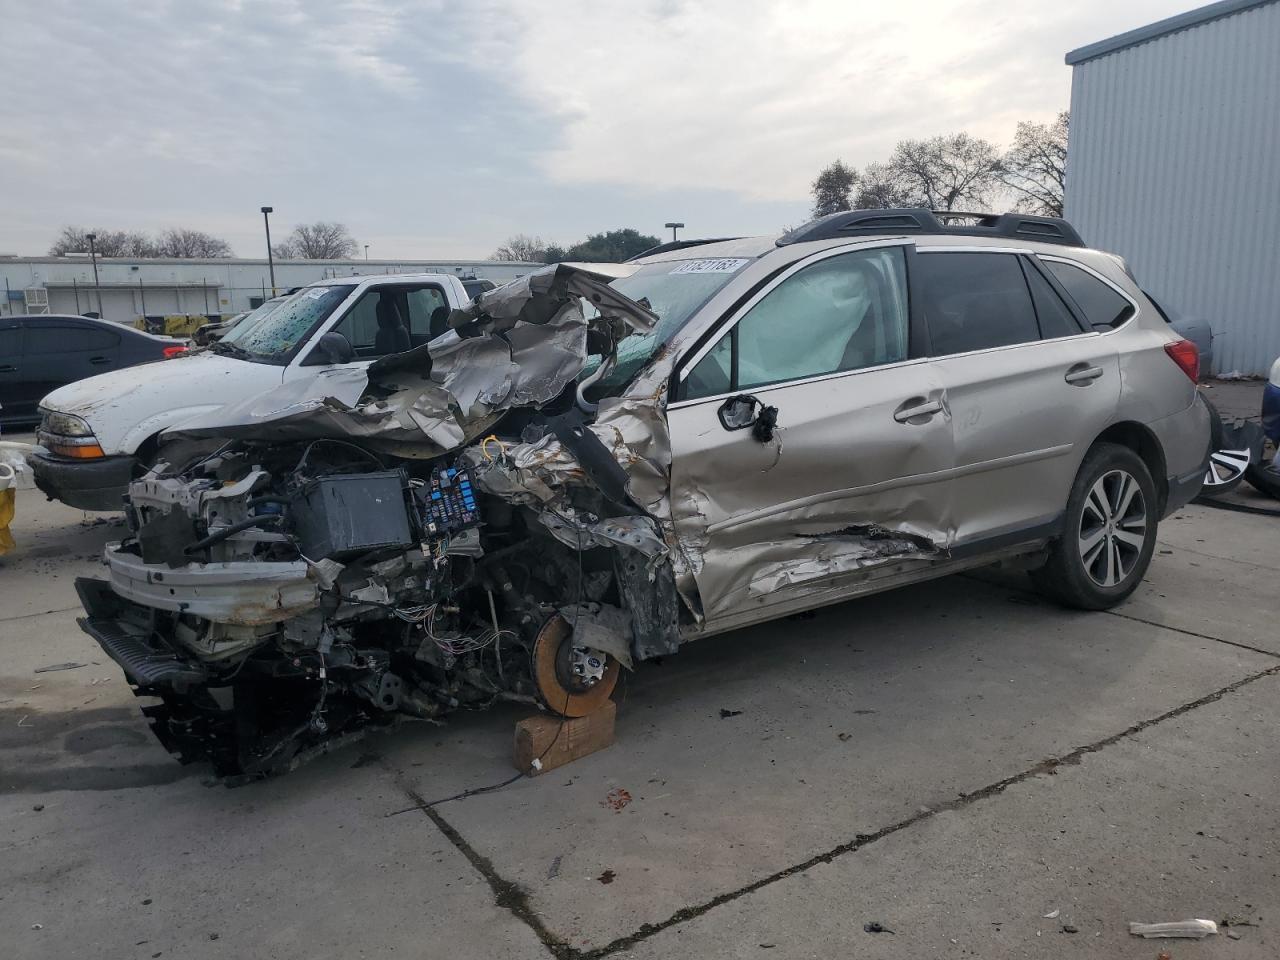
1077, 469, 1148, 588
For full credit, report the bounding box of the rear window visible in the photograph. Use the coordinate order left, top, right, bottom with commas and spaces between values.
1043, 260, 1135, 329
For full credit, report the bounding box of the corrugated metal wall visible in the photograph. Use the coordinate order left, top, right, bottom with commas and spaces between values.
1065, 1, 1280, 375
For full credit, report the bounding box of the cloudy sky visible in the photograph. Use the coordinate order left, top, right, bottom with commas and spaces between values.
2, 0, 1195, 259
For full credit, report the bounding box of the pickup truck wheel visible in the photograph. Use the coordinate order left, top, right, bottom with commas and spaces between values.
531, 614, 619, 718
1031, 442, 1157, 610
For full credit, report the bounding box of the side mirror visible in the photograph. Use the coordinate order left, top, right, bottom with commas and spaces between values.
718, 394, 760, 431
302, 331, 355, 366
717, 393, 779, 443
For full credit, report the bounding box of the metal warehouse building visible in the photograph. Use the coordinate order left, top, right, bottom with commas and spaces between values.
1064, 0, 1280, 375
0, 255, 538, 326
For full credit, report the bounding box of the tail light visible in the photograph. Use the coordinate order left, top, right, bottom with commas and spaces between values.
162, 345, 188, 359
1164, 339, 1199, 383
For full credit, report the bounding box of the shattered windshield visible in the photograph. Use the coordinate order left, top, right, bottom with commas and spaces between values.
218, 285, 354, 363
587, 257, 752, 391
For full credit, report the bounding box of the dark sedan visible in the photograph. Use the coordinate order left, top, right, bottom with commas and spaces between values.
0, 314, 187, 428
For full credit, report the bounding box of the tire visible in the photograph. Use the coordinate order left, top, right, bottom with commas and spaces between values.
1031, 442, 1158, 610
1245, 459, 1280, 501
1199, 398, 1248, 496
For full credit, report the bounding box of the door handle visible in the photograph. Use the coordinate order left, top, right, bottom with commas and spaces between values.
893, 397, 943, 423
89, 356, 111, 365
1064, 363, 1104, 385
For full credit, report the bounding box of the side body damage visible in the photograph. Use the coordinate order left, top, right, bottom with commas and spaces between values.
75, 261, 947, 780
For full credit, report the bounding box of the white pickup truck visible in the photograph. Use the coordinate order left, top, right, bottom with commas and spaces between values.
32, 273, 475, 510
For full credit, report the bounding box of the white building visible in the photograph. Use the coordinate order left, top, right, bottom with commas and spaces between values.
1064, 0, 1280, 375
0, 255, 540, 324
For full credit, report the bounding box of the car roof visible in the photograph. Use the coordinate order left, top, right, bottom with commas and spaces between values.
302, 272, 459, 288
631, 236, 778, 264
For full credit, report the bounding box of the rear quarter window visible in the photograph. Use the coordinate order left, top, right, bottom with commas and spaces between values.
1042, 260, 1135, 330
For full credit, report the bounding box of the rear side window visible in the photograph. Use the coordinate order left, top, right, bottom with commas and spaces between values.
1043, 260, 1135, 329
918, 253, 1039, 355
1023, 262, 1084, 339
25, 325, 66, 354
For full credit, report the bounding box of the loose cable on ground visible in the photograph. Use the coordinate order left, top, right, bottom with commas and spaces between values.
386, 537, 587, 816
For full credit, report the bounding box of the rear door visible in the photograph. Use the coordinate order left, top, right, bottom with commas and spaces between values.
0, 320, 26, 423
25, 318, 123, 391
916, 249, 1120, 547
666, 243, 955, 627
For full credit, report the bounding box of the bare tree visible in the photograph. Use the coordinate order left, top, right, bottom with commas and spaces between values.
853, 161, 923, 209
153, 228, 234, 258
886, 133, 1004, 211
810, 160, 859, 217
275, 222, 358, 259
1001, 112, 1068, 217
49, 226, 155, 257
491, 234, 551, 262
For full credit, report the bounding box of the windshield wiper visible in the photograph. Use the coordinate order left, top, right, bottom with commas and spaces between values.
210, 340, 252, 360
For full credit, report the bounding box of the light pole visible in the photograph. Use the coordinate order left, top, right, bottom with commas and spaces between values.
261, 206, 276, 295
364, 244, 369, 261
664, 221, 684, 242
85, 232, 104, 317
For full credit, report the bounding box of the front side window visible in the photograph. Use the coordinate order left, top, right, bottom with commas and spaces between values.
1043, 259, 1135, 329
682, 246, 909, 400
329, 285, 449, 359
918, 252, 1039, 355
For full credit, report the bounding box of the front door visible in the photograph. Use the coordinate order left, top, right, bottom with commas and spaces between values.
666, 243, 955, 628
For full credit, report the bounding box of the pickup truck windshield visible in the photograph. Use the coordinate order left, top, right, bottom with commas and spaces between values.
218, 286, 353, 363
588, 257, 751, 391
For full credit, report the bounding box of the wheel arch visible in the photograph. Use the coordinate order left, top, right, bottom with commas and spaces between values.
1090, 421, 1169, 514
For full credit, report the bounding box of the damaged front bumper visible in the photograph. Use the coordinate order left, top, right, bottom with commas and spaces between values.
105, 548, 317, 624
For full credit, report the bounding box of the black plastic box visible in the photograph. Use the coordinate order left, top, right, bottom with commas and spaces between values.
289, 470, 413, 560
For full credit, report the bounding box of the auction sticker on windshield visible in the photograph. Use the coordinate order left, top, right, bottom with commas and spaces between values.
306, 287, 331, 299
669, 258, 749, 275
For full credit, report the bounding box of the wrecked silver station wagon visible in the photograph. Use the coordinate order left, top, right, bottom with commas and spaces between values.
76, 210, 1211, 780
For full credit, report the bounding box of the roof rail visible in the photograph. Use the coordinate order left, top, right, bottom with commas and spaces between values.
628, 237, 743, 261
777, 209, 1084, 248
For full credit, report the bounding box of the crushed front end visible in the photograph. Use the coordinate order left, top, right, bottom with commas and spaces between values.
75, 265, 682, 781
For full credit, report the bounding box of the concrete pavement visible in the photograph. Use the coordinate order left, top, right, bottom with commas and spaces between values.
1, 478, 1277, 959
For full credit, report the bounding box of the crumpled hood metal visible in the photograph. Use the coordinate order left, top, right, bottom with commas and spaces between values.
168, 264, 657, 454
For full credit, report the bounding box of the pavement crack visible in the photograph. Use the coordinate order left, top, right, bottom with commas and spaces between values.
1155, 538, 1280, 573
389, 775, 572, 959
0, 605, 82, 624
1101, 608, 1280, 659
374, 661, 1280, 960
572, 662, 1280, 958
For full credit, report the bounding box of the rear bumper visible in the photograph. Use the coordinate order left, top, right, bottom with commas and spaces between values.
30, 451, 138, 511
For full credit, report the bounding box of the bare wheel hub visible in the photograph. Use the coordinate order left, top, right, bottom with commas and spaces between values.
567, 646, 607, 686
